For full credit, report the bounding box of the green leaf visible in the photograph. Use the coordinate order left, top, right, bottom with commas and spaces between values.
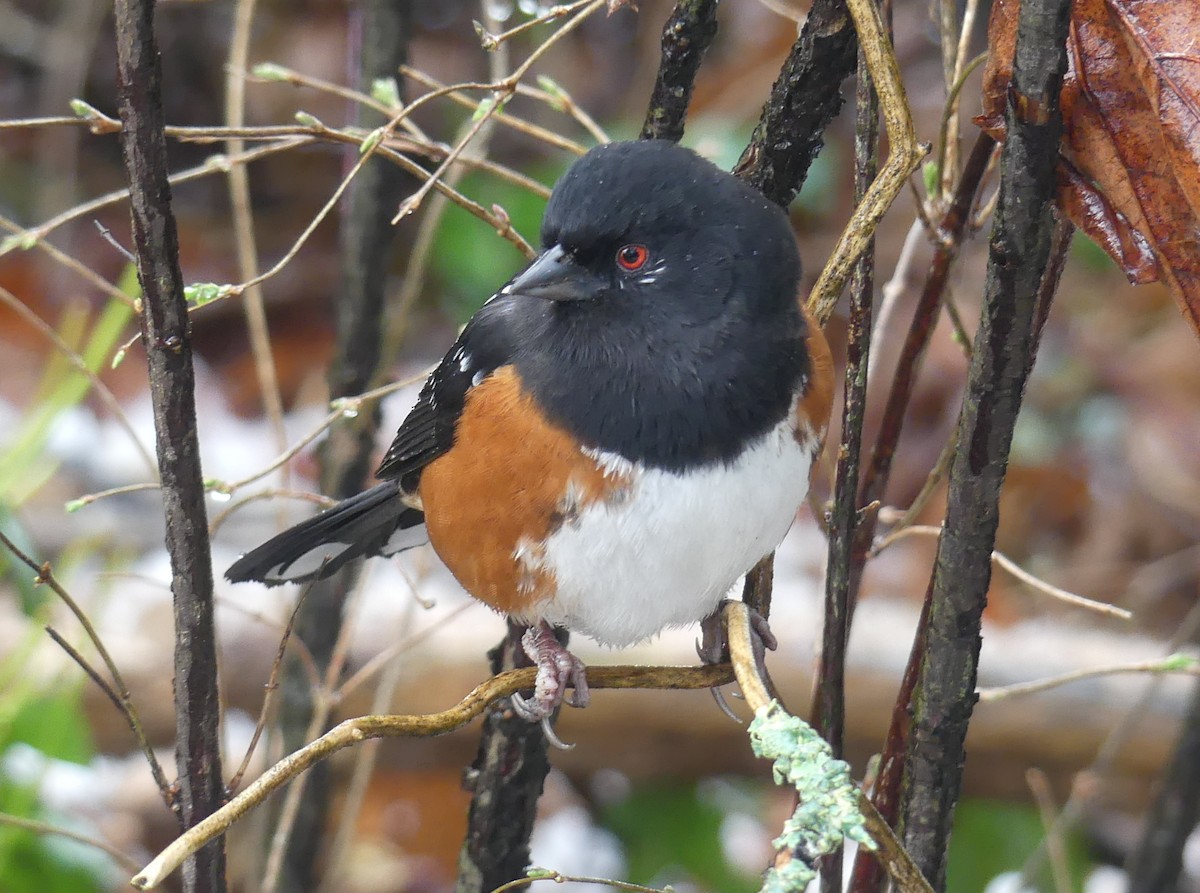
923, 160, 940, 196
370, 77, 401, 109
183, 282, 230, 307
251, 62, 291, 81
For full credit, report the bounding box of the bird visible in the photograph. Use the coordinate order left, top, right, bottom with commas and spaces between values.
226, 139, 833, 724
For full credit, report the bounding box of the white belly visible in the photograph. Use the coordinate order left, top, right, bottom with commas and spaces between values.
517, 417, 814, 647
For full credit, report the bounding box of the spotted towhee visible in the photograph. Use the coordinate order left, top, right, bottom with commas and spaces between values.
227, 140, 834, 721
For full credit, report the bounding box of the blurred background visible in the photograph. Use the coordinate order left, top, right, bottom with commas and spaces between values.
0, 0, 1198, 891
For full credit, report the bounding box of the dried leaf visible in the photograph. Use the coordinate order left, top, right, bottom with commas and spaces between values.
977, 0, 1200, 335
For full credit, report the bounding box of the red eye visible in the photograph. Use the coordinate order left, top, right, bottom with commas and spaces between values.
616, 244, 649, 272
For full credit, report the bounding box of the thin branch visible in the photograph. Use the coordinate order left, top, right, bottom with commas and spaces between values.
224, 0, 289, 500
131, 663, 735, 890
872, 524, 1132, 620
977, 655, 1200, 703
400, 66, 591, 155
2, 137, 312, 254
805, 0, 927, 323
0, 213, 136, 308
0, 531, 173, 806
225, 582, 312, 793
899, 0, 1075, 876
44, 625, 125, 715
0, 284, 157, 478
0, 811, 142, 875
1025, 769, 1073, 893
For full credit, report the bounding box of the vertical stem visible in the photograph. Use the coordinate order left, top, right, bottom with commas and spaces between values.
456, 622, 557, 893
817, 29, 879, 893
898, 0, 1072, 884
1126, 676, 1200, 892
112, 1, 226, 890
225, 0, 289, 478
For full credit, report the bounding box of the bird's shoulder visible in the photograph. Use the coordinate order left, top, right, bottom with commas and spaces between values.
375, 296, 527, 488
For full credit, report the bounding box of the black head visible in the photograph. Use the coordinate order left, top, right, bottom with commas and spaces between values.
495, 140, 810, 470
502, 140, 801, 324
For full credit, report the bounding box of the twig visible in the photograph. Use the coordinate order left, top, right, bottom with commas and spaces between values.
400, 66, 590, 155
262, 559, 372, 893
1, 137, 311, 254
44, 625, 125, 715
816, 37, 879, 891
0, 811, 142, 874
1025, 769, 1073, 893
382, 2, 510, 372
977, 655, 1200, 703
1020, 599, 1200, 884
131, 663, 734, 890
317, 590, 424, 893
805, 0, 927, 324
0, 530, 173, 807
492, 870, 669, 893
393, 1, 604, 224
225, 582, 312, 794
225, 0, 289, 499
871, 524, 1132, 620
477, 1, 591, 47
0, 284, 157, 479
0, 213, 136, 308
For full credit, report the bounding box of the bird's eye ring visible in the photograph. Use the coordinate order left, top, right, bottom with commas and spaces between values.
616, 244, 649, 272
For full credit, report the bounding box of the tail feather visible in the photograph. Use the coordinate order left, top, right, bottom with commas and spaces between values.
226, 482, 427, 586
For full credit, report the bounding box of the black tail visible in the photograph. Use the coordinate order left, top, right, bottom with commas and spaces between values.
225, 482, 427, 586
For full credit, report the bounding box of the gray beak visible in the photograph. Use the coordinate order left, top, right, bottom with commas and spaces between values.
503, 244, 596, 302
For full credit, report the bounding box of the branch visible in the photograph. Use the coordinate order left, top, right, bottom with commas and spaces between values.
131, 663, 733, 890
639, 0, 719, 142
734, 0, 857, 207
113, 0, 226, 889
805, 0, 927, 323
898, 0, 1073, 881
723, 604, 933, 893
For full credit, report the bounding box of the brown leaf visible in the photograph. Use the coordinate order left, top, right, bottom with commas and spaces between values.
976, 0, 1200, 336
1057, 160, 1159, 284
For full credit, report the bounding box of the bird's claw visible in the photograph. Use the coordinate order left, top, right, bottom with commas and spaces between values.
511, 622, 590, 725
698, 600, 777, 721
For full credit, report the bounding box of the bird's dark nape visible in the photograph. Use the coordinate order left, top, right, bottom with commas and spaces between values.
225, 482, 426, 586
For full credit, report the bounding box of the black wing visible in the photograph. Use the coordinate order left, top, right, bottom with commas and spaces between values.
375, 298, 517, 490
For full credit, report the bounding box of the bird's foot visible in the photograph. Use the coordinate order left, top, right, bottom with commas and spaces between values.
697, 599, 778, 665
697, 600, 777, 721
510, 621, 590, 724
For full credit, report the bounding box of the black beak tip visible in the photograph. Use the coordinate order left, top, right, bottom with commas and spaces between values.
502, 244, 594, 303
